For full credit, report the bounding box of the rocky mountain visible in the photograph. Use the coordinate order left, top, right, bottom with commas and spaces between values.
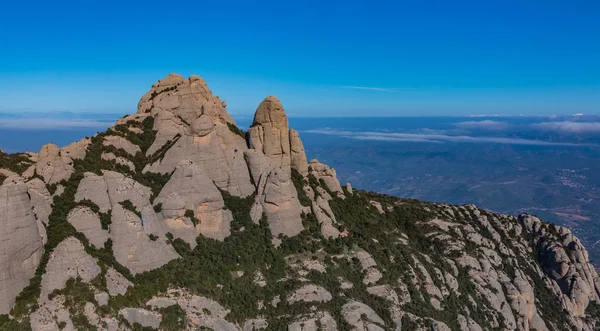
0, 73, 598, 331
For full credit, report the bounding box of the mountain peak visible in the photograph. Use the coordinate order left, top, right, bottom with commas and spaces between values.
0, 74, 598, 331
136, 73, 233, 125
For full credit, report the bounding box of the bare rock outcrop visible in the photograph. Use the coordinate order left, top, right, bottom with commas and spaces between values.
39, 237, 101, 303
67, 206, 109, 249
0, 177, 44, 314
248, 96, 291, 168
110, 205, 180, 275
289, 129, 309, 176
287, 284, 332, 304
137, 73, 234, 125
120, 308, 162, 329
288, 311, 337, 331
75, 171, 180, 274
250, 167, 304, 238
61, 138, 90, 160
147, 289, 239, 331
342, 301, 386, 331
144, 114, 254, 197
26, 178, 52, 226
308, 159, 344, 196
36, 143, 74, 184
103, 135, 141, 156
154, 160, 233, 242
248, 96, 309, 175
106, 267, 133, 296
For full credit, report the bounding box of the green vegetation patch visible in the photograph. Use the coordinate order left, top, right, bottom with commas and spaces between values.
227, 122, 246, 139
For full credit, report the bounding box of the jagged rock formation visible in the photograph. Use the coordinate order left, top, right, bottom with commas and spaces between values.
154, 160, 233, 243
0, 73, 598, 331
249, 96, 309, 174
0, 177, 44, 314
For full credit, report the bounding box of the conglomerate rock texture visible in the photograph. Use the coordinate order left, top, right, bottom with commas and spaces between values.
0, 73, 598, 331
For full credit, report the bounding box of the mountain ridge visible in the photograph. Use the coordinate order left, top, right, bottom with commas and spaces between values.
0, 73, 598, 330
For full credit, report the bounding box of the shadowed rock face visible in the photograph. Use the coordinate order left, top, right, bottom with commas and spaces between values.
2, 73, 599, 331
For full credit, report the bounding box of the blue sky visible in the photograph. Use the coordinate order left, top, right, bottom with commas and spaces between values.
0, 1, 599, 117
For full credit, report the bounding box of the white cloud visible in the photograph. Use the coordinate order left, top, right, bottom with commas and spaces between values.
453, 120, 510, 130
0, 118, 113, 130
532, 121, 600, 133
305, 128, 590, 146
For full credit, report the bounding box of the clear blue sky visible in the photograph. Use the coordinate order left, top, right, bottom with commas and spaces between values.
0, 1, 599, 116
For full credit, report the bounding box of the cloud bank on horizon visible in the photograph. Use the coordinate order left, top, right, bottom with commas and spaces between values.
532, 121, 600, 133
305, 128, 595, 147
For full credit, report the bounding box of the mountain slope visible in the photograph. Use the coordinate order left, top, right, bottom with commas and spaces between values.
0, 73, 598, 331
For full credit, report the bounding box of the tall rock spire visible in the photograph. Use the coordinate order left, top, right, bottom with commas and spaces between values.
248, 96, 308, 174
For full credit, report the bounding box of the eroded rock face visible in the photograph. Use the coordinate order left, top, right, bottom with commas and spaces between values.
147, 289, 239, 331
250, 167, 304, 238
137, 73, 234, 125
106, 267, 133, 296
309, 159, 344, 196
39, 237, 101, 303
67, 206, 109, 249
36, 143, 74, 184
144, 120, 254, 197
289, 129, 309, 176
154, 160, 233, 242
287, 284, 332, 304
61, 138, 90, 160
103, 135, 141, 156
120, 308, 162, 329
110, 205, 180, 275
342, 301, 386, 331
0, 177, 44, 314
288, 311, 337, 331
248, 96, 291, 169
75, 171, 180, 274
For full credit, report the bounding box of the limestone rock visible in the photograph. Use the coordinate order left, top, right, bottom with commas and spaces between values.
309, 159, 344, 196
342, 301, 386, 331
244, 318, 268, 331
101, 152, 135, 171
103, 135, 141, 156
288, 311, 337, 331
287, 284, 332, 304
244, 149, 275, 186
39, 237, 101, 303
106, 267, 133, 296
145, 112, 186, 156
149, 289, 239, 331
346, 182, 353, 194
30, 296, 74, 331
289, 129, 309, 175
137, 73, 235, 125
61, 138, 90, 160
120, 308, 161, 329
154, 160, 233, 242
67, 206, 109, 249
250, 167, 304, 237
36, 143, 74, 184
0, 178, 44, 314
110, 205, 180, 275
26, 178, 52, 225
248, 96, 291, 169
144, 121, 254, 197
95, 292, 109, 307
457, 314, 483, 331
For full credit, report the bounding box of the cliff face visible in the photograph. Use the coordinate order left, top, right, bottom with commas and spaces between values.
0, 73, 598, 331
